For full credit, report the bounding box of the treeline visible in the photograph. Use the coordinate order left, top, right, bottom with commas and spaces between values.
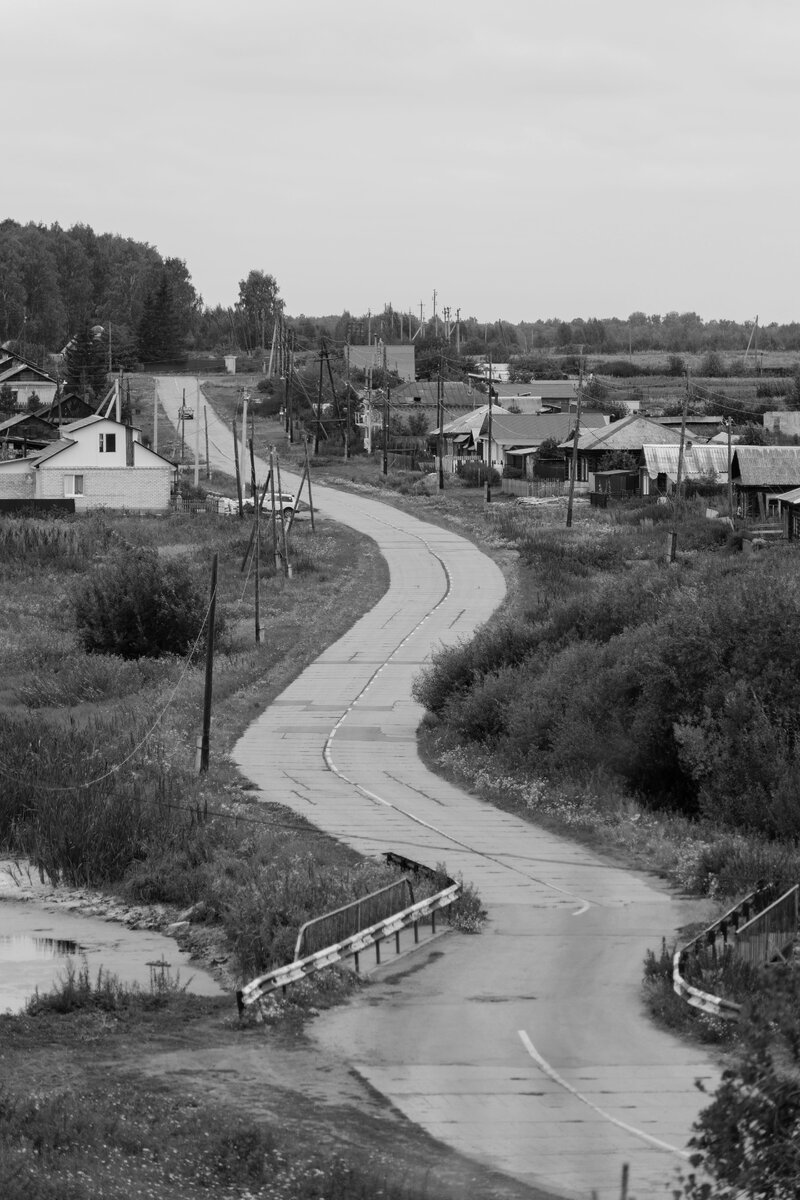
0, 219, 203, 369
5, 219, 800, 368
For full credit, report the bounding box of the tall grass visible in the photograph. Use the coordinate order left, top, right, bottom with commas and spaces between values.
0, 514, 112, 569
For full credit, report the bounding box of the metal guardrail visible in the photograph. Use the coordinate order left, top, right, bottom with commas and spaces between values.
236, 855, 460, 1014
294, 877, 414, 960
672, 882, 794, 1019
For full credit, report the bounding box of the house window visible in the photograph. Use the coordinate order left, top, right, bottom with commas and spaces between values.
64, 474, 84, 497
99, 433, 116, 453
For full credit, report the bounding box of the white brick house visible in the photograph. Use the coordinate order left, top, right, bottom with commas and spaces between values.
0, 415, 175, 511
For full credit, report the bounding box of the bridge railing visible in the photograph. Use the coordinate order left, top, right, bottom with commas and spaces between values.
236, 855, 460, 1014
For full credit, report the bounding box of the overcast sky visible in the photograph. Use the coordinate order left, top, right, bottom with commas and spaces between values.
4, 0, 798, 325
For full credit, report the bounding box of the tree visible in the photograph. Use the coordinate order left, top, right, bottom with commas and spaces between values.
137, 272, 183, 364
681, 969, 800, 1199
235, 270, 282, 353
64, 319, 107, 402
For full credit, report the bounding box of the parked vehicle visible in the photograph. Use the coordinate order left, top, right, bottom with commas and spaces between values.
243, 492, 298, 519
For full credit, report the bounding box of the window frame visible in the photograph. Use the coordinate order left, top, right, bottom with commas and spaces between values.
64, 473, 84, 498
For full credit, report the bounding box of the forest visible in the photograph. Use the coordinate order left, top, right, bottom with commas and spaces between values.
3, 218, 800, 368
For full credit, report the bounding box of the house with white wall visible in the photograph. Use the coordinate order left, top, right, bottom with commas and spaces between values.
0, 351, 58, 409
0, 415, 175, 510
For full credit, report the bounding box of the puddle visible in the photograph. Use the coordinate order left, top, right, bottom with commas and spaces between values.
0, 900, 226, 1014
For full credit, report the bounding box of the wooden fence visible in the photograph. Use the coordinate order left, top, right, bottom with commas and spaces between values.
500, 477, 567, 499
735, 885, 798, 966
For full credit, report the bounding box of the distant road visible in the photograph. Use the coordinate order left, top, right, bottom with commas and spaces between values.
158, 376, 719, 1200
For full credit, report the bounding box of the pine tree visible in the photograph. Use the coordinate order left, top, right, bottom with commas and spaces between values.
137, 272, 183, 364
64, 319, 107, 402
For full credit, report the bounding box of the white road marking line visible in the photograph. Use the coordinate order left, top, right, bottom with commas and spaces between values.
517, 1031, 690, 1159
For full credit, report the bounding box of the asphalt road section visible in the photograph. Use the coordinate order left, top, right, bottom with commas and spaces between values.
157, 377, 719, 1200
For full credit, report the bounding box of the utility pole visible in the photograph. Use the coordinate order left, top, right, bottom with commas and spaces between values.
254, 478, 261, 643
438, 371, 445, 491
275, 452, 291, 579
432, 289, 438, 338
240, 392, 248, 497
314, 347, 323, 455
485, 357, 493, 503
194, 381, 200, 488
197, 552, 218, 772
180, 388, 186, 461
153, 380, 158, 454
455, 307, 461, 355
726, 416, 734, 525
303, 437, 316, 533
668, 376, 690, 563
566, 353, 585, 529
383, 386, 389, 476
204, 406, 210, 481
268, 447, 279, 569
232, 416, 243, 517
344, 342, 351, 461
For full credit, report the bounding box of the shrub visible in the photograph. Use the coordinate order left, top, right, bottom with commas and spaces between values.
73, 547, 207, 659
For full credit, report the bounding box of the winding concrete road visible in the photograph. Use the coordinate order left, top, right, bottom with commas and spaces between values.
157, 378, 718, 1200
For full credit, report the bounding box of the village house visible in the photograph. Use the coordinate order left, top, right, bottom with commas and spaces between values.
0, 414, 175, 511
639, 443, 731, 496
0, 349, 58, 409
561, 414, 684, 489
0, 412, 61, 459
731, 446, 800, 521
478, 411, 609, 477
433, 403, 512, 466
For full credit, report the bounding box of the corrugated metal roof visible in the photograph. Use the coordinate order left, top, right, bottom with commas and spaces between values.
441, 404, 511, 436
774, 486, 800, 503
392, 380, 479, 408
732, 446, 800, 486
570, 415, 683, 451
482, 412, 608, 446
641, 444, 730, 481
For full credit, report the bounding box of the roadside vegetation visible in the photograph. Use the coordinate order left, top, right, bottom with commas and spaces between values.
409, 489, 800, 1198
0, 505, 405, 978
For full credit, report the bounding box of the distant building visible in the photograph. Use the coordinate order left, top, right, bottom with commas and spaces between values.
0, 350, 58, 409
347, 343, 415, 383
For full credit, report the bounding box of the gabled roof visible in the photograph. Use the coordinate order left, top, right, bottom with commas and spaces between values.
391, 380, 482, 408
732, 446, 800, 486
30, 438, 77, 465
567, 414, 683, 452
494, 380, 577, 401
440, 404, 511, 437
0, 360, 57, 385
641, 443, 731, 482
482, 411, 608, 447
0, 412, 58, 436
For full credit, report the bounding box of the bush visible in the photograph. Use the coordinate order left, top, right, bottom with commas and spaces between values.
455, 461, 500, 488
73, 547, 207, 659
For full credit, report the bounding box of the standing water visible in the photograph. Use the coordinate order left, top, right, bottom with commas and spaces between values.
0, 899, 226, 1014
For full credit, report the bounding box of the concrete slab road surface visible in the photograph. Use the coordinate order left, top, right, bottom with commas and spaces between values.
158, 377, 720, 1200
